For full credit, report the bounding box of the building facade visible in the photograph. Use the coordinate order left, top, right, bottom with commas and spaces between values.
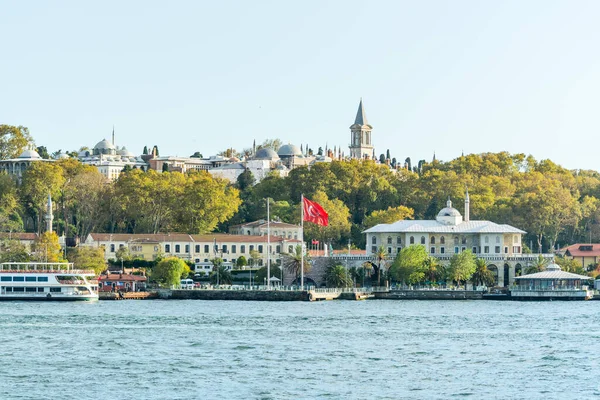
82, 233, 301, 267
229, 220, 302, 240
363, 193, 553, 287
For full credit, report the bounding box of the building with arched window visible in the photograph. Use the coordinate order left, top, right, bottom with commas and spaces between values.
363, 191, 553, 287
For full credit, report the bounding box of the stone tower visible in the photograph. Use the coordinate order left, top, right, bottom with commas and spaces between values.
45, 193, 53, 233
349, 98, 374, 160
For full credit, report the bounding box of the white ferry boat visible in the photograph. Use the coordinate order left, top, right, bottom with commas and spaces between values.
0, 262, 98, 301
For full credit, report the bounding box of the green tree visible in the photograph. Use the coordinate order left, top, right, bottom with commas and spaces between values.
162, 163, 169, 172
66, 247, 106, 275
448, 250, 476, 288
32, 232, 64, 262
525, 255, 550, 274
249, 249, 261, 266
0, 239, 30, 262
236, 255, 247, 268
236, 169, 255, 191
36, 146, 50, 159
372, 246, 390, 286
424, 256, 444, 283
0, 125, 34, 159
471, 258, 495, 287
363, 206, 414, 229
303, 190, 351, 244
390, 245, 428, 285
210, 264, 233, 285
0, 173, 22, 232
20, 162, 65, 233
324, 263, 352, 288
151, 257, 187, 287
190, 151, 203, 158
281, 244, 311, 279
255, 264, 282, 284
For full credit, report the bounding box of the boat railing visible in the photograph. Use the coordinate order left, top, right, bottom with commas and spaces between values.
0, 263, 95, 275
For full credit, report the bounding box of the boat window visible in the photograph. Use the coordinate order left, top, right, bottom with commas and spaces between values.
50, 287, 61, 293
25, 287, 36, 292
37, 277, 48, 282
0, 276, 11, 282
25, 276, 36, 282
13, 276, 24, 282
13, 287, 25, 292
37, 287, 45, 292
4, 287, 12, 292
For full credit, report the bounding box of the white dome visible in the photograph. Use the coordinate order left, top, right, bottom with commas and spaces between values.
437, 199, 462, 218
254, 148, 279, 160
117, 147, 135, 157
277, 144, 302, 157
54, 152, 70, 160
94, 139, 116, 150
18, 149, 41, 159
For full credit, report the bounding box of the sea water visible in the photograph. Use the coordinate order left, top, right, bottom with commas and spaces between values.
1, 300, 599, 399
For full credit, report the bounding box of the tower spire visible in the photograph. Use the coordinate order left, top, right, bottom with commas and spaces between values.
354, 98, 368, 125
112, 125, 115, 145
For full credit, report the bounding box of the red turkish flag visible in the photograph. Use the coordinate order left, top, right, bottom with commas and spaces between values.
303, 197, 329, 226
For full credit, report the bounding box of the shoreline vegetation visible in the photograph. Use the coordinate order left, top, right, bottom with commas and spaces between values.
2, 129, 600, 287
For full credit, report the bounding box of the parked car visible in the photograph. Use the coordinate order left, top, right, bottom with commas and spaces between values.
180, 279, 194, 289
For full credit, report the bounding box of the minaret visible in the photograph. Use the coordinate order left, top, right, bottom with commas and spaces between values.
112, 125, 115, 145
464, 187, 470, 222
349, 98, 374, 160
45, 193, 54, 233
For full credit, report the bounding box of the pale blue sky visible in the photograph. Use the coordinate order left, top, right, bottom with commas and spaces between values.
2, 1, 600, 170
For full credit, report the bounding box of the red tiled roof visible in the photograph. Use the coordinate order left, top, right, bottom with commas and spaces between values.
0, 232, 38, 240
99, 274, 147, 282
564, 243, 600, 257
308, 249, 367, 257
89, 232, 301, 244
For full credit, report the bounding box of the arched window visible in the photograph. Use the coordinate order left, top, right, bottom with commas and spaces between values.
461, 236, 467, 245
496, 236, 500, 244
396, 236, 401, 245
387, 236, 392, 245
410, 236, 415, 244
431, 237, 436, 245
485, 236, 489, 244
420, 236, 426, 245
454, 236, 459, 245
372, 236, 377, 245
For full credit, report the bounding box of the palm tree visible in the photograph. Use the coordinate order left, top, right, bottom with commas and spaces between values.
424, 256, 443, 284
325, 264, 352, 288
525, 255, 549, 274
373, 246, 388, 286
282, 244, 311, 280
471, 258, 495, 288
210, 265, 232, 285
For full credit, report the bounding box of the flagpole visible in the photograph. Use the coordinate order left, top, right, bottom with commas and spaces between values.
300, 194, 304, 289
267, 197, 270, 290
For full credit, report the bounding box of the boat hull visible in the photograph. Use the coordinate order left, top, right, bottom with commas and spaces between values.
0, 294, 98, 301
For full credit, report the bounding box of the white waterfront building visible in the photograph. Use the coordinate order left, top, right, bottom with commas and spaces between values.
363, 190, 553, 287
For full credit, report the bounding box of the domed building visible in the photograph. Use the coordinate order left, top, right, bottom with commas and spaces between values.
79, 136, 148, 181
254, 148, 279, 161
93, 139, 117, 156
0, 148, 53, 181
277, 144, 311, 169
363, 189, 552, 287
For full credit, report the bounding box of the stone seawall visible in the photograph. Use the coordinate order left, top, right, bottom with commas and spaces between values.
159, 289, 309, 301
375, 290, 484, 300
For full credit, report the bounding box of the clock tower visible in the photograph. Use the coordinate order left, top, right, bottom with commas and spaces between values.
349, 98, 374, 160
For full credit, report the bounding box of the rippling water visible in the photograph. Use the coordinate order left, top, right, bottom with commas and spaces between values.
1, 300, 600, 399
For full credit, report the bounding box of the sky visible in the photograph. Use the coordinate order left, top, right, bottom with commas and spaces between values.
2, 0, 600, 170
